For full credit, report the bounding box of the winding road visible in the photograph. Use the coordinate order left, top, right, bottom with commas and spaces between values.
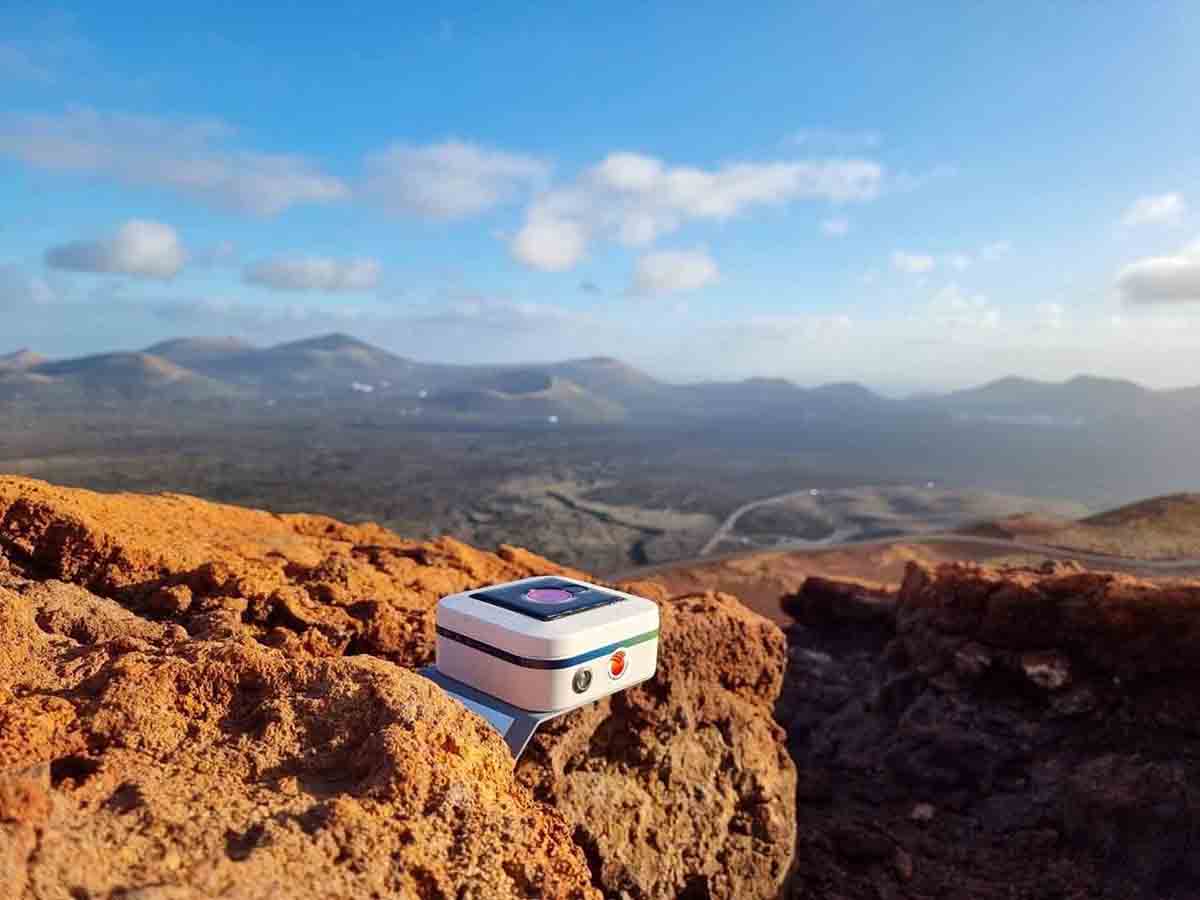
698, 488, 836, 556
610, 531, 1200, 582
613, 482, 1200, 581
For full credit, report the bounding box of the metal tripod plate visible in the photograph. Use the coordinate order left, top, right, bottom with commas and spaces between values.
418, 666, 569, 759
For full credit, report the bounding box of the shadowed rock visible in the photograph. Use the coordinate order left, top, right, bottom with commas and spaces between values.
776, 561, 1200, 899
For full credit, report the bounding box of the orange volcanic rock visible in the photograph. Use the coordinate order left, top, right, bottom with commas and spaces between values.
898, 560, 1200, 678
781, 576, 896, 627
0, 475, 587, 667
517, 588, 795, 898
0, 476, 796, 899
0, 577, 598, 899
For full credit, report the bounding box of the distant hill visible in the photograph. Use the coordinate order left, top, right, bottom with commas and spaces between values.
931, 375, 1160, 423
35, 351, 197, 383
0, 349, 47, 371
0, 352, 239, 409
426, 369, 627, 423
146, 333, 409, 396
543, 357, 667, 411
1084, 493, 1200, 530
5, 334, 1199, 429
242, 333, 413, 391
676, 376, 893, 421
808, 381, 894, 411
968, 493, 1200, 561
257, 333, 406, 371
1162, 385, 1200, 411
145, 337, 258, 368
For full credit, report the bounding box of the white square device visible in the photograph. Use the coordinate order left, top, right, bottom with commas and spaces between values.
435, 576, 660, 713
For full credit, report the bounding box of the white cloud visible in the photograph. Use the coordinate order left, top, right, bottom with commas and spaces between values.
511, 151, 883, 271
243, 257, 382, 293
1116, 238, 1200, 305
511, 218, 588, 271
362, 140, 548, 219
631, 249, 719, 296
1037, 302, 1066, 330
593, 153, 664, 192
891, 251, 936, 274
1121, 193, 1186, 227
928, 283, 999, 330
45, 220, 187, 279
0, 107, 348, 216
820, 216, 850, 237
893, 246, 1003, 274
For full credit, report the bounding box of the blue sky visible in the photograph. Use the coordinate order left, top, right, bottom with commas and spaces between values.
2, 2, 1199, 391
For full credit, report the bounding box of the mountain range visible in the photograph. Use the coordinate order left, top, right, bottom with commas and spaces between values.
3, 334, 1198, 426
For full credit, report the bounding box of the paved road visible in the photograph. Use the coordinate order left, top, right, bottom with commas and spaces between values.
610, 532, 1200, 582
699, 488, 834, 555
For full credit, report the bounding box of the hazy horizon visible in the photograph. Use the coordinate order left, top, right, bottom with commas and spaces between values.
6, 328, 1200, 397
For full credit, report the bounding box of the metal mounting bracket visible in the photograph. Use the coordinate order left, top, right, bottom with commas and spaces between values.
419, 666, 570, 760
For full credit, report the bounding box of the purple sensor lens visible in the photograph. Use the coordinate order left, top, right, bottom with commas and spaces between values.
524, 587, 575, 604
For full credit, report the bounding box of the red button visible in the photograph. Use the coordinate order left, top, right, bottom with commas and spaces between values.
609, 650, 627, 679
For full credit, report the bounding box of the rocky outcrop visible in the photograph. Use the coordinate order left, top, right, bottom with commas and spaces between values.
520, 584, 795, 899
0, 578, 599, 899
781, 576, 895, 628
898, 558, 1200, 682
778, 561, 1200, 899
0, 475, 590, 668
0, 476, 796, 899
15, 472, 1198, 899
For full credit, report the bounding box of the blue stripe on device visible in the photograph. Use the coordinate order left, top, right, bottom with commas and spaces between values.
435, 625, 659, 670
